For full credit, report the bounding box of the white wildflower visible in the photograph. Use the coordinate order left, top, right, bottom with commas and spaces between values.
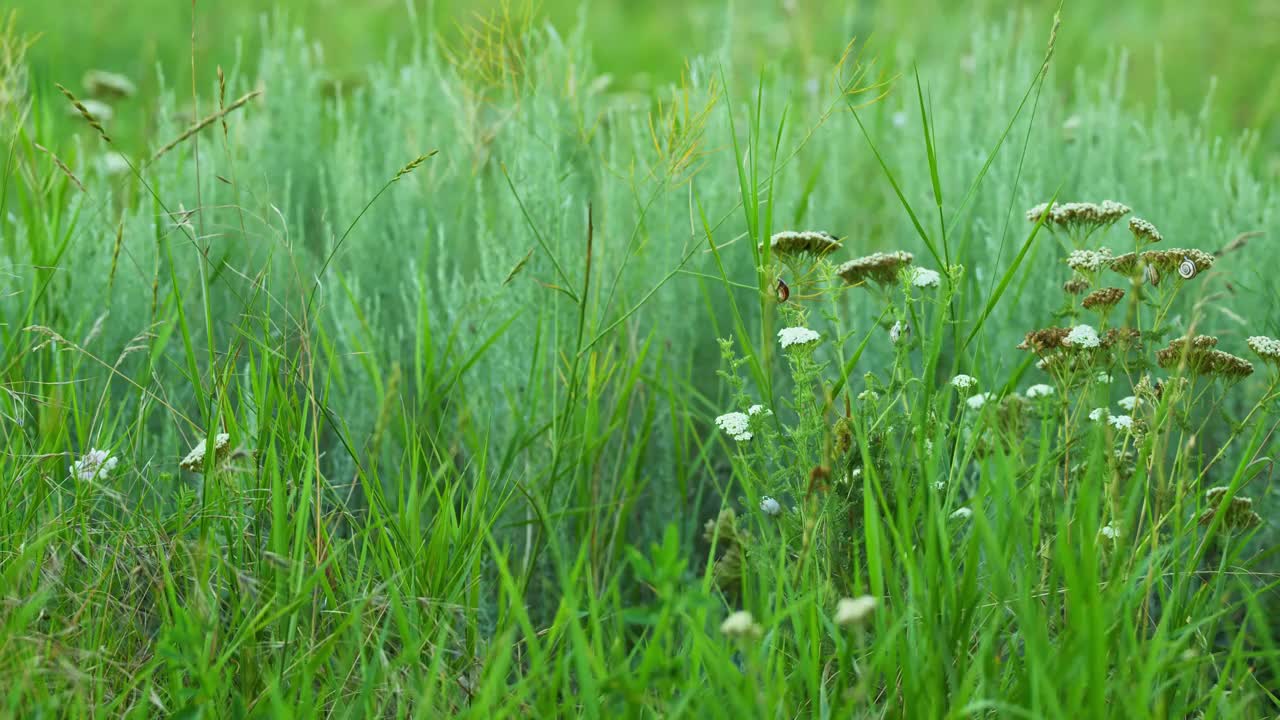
840, 468, 863, 485
1088, 407, 1108, 422
1095, 371, 1113, 384
1066, 248, 1113, 274
932, 480, 946, 491
715, 413, 753, 442
965, 392, 993, 410
857, 389, 879, 403
1063, 324, 1101, 349
721, 610, 762, 639
834, 596, 878, 627
1247, 336, 1280, 363
889, 320, 911, 345
71, 448, 118, 482
179, 433, 231, 471
1107, 414, 1134, 431
760, 496, 782, 516
778, 326, 821, 349
910, 267, 941, 288
1099, 524, 1120, 540
950, 374, 977, 390
747, 404, 771, 417
1025, 384, 1055, 399
1118, 395, 1137, 411
949, 507, 973, 521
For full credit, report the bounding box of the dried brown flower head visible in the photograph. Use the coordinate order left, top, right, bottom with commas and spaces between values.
1128, 217, 1163, 244
1199, 487, 1263, 532
1107, 252, 1140, 275
1063, 277, 1091, 295
763, 230, 843, 259
1101, 327, 1142, 351
1082, 287, 1126, 312
836, 251, 914, 286
1156, 336, 1253, 379
1026, 200, 1131, 232
1018, 327, 1071, 354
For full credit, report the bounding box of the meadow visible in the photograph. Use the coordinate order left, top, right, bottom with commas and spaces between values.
2, 1, 1280, 717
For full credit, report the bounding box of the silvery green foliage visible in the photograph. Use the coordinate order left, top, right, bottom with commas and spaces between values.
13, 18, 1275, 519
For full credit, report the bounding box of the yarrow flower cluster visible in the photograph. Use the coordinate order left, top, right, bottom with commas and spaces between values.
764, 230, 843, 258
1063, 324, 1101, 349
1107, 414, 1133, 431
760, 496, 782, 516
1082, 287, 1125, 312
1026, 200, 1131, 231
1199, 487, 1263, 532
1025, 384, 1055, 399
836, 251, 914, 286
949, 507, 973, 521
748, 404, 772, 417
715, 413, 753, 442
1066, 248, 1113, 274
1128, 217, 1163, 244
950, 374, 977, 390
179, 433, 232, 471
1089, 407, 1107, 421
1155, 335, 1253, 380
1099, 524, 1120, 540
71, 448, 118, 481
778, 326, 821, 349
909, 267, 942, 288
965, 392, 993, 410
1118, 395, 1137, 411
721, 610, 763, 639
1247, 336, 1280, 364
834, 596, 878, 627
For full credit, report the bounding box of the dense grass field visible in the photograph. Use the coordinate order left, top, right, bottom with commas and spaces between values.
3, 2, 1280, 717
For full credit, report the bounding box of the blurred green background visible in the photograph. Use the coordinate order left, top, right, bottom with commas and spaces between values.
10, 0, 1280, 161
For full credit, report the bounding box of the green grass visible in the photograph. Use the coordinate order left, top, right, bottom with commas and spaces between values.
3, 4, 1280, 717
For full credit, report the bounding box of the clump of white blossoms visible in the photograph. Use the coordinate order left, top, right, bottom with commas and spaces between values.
1063, 324, 1101, 349
889, 320, 911, 346
760, 496, 782, 516
714, 413, 753, 442
1095, 371, 1113, 383
951, 374, 977, 391
910, 267, 942, 288
1099, 524, 1120, 540
747, 404, 771, 417
965, 392, 993, 410
1247, 336, 1280, 364
179, 433, 231, 471
1118, 395, 1137, 411
1089, 407, 1108, 422
71, 448, 118, 482
949, 507, 973, 521
834, 596, 878, 627
721, 610, 763, 639
1066, 248, 1113, 274
777, 326, 821, 350
1107, 414, 1133, 431
1025, 384, 1055, 399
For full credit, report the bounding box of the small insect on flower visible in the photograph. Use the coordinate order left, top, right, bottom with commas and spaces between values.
760, 496, 782, 516
775, 277, 790, 302
721, 610, 763, 639
71, 448, 119, 482
777, 326, 821, 349
1025, 384, 1055, 399
834, 596, 878, 627
715, 413, 753, 442
951, 374, 977, 390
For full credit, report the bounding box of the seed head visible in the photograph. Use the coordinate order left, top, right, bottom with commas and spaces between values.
836, 251, 914, 286
764, 230, 843, 258
1082, 287, 1125, 312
